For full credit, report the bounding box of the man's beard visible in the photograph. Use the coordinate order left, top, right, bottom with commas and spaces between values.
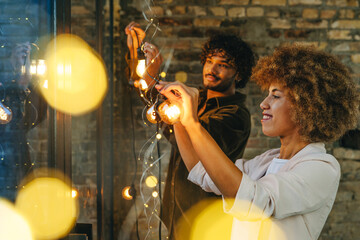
203, 74, 235, 93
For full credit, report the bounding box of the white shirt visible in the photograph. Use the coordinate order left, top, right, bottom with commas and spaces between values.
188, 143, 340, 240
265, 157, 288, 175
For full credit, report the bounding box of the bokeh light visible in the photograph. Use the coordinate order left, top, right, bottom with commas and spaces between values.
16, 176, 78, 240
145, 175, 158, 188
176, 199, 286, 240
39, 34, 107, 115
0, 199, 34, 240
175, 71, 187, 83
122, 186, 133, 200
152, 191, 158, 198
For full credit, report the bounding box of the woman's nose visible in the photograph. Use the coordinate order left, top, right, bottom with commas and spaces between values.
260, 98, 269, 110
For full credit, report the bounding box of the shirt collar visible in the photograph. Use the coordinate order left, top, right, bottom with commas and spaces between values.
198, 88, 247, 109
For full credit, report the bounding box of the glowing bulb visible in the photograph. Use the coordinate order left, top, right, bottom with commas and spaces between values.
136, 59, 146, 77
0, 102, 12, 124
160, 72, 166, 78
122, 186, 133, 200
145, 176, 158, 188
139, 79, 148, 91
158, 100, 181, 125
152, 191, 159, 198
146, 104, 160, 124
156, 133, 162, 140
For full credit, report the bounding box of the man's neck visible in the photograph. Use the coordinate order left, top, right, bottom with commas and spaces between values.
206, 88, 235, 100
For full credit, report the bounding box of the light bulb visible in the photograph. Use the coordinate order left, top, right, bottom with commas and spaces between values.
0, 102, 12, 124
136, 59, 146, 77
146, 104, 160, 124
139, 79, 148, 91
158, 100, 181, 125
122, 186, 133, 200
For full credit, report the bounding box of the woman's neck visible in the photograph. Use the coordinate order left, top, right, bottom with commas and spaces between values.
279, 134, 309, 159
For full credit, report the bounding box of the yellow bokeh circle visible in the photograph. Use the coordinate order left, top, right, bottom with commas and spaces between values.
176, 199, 286, 240
145, 175, 158, 188
0, 199, 34, 240
40, 34, 108, 115
15, 177, 79, 240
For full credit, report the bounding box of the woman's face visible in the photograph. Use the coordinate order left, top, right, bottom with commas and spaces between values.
260, 84, 298, 138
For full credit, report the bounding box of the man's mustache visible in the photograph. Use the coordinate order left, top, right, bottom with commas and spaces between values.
205, 74, 220, 81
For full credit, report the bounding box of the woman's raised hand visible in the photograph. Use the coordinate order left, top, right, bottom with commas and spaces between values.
156, 81, 199, 127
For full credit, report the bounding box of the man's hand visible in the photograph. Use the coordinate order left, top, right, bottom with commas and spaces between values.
125, 22, 146, 59
142, 42, 163, 83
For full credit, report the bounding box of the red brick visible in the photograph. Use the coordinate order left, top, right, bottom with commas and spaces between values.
253, 0, 286, 5
326, 0, 359, 7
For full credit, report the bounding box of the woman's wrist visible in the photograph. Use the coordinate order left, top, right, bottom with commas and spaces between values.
183, 119, 201, 132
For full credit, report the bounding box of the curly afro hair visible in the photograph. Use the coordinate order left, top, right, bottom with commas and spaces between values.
200, 33, 255, 89
252, 43, 360, 143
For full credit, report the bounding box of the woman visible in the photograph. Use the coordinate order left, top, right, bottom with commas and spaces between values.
155, 44, 359, 240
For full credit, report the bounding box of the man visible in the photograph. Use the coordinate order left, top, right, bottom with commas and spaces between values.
125, 23, 255, 239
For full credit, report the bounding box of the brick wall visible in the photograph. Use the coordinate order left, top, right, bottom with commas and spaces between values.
69, 0, 360, 239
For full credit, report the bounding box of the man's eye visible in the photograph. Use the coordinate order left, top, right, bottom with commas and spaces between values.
272, 95, 280, 99
219, 64, 229, 68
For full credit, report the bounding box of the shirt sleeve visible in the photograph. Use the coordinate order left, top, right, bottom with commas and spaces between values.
187, 158, 249, 195
224, 157, 340, 221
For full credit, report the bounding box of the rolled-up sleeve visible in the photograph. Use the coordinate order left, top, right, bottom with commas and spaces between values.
187, 161, 222, 195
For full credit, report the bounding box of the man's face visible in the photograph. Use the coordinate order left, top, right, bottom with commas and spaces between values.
202, 53, 237, 92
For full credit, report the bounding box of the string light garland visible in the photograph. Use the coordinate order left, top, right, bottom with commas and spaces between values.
125, 1, 183, 239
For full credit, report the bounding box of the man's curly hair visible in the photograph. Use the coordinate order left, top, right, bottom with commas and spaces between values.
200, 34, 255, 89
252, 43, 359, 143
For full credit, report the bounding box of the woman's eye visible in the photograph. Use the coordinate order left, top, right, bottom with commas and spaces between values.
272, 95, 280, 99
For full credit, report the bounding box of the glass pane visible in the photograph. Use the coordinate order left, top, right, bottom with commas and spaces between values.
0, 0, 50, 202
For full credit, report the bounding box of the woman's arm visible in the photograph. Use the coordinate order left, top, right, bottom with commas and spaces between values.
156, 82, 243, 199
173, 122, 201, 171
